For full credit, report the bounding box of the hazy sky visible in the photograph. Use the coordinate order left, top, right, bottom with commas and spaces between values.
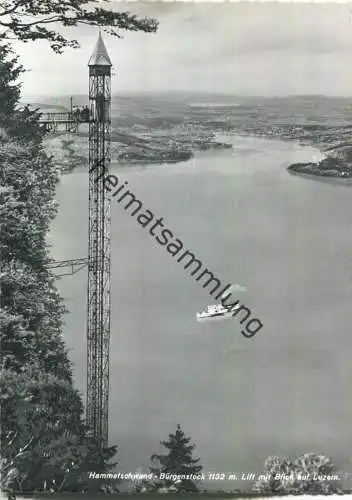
13, 1, 352, 97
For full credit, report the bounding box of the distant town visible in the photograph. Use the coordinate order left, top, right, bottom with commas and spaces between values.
38, 94, 352, 180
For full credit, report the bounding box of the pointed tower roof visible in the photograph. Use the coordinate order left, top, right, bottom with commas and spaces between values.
88, 32, 112, 66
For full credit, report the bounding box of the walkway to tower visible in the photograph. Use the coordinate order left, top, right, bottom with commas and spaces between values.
39, 106, 90, 133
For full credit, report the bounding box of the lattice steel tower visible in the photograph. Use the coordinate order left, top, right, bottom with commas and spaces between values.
86, 33, 112, 447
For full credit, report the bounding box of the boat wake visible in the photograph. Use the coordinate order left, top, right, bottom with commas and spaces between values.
224, 283, 247, 293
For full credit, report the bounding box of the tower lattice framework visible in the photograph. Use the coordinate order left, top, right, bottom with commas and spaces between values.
86, 33, 112, 447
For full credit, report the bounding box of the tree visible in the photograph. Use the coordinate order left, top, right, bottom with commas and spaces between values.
253, 453, 342, 495
253, 456, 294, 495
0, 42, 45, 141
0, 0, 158, 489
1, 427, 38, 494
0, 367, 120, 493
30, 432, 118, 493
0, 366, 84, 491
149, 424, 203, 492
0, 44, 22, 120
0, 138, 75, 380
0, 57, 86, 493
0, 368, 83, 440
0, 0, 158, 53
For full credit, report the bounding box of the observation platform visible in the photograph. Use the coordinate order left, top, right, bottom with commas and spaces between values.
39, 110, 90, 133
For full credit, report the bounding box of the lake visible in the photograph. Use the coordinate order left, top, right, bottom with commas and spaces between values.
50, 135, 352, 490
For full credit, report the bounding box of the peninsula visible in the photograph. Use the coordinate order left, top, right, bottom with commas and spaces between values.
230, 122, 352, 180
38, 94, 352, 180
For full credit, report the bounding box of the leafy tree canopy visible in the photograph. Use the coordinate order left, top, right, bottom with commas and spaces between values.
254, 453, 342, 495
1, 367, 118, 493
0, 367, 84, 492
1, 368, 83, 439
0, 137, 74, 379
0, 0, 159, 490
0, 0, 158, 53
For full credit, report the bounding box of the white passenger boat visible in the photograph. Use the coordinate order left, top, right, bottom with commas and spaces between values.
196, 303, 240, 321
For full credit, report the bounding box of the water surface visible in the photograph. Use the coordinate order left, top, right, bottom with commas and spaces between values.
51, 136, 352, 489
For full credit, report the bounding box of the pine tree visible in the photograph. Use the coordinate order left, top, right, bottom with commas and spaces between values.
0, 44, 22, 121
150, 424, 203, 492
0, 43, 44, 142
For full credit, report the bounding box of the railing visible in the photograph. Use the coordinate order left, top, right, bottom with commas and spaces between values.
40, 111, 91, 121
39, 111, 74, 122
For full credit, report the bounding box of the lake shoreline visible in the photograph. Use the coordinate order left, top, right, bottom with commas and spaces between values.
287, 165, 352, 186
59, 134, 327, 177
227, 131, 352, 185
51, 131, 352, 491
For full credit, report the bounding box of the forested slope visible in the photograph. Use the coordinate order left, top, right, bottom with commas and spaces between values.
0, 44, 117, 494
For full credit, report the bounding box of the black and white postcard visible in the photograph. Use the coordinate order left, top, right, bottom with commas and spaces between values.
1, 1, 351, 498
